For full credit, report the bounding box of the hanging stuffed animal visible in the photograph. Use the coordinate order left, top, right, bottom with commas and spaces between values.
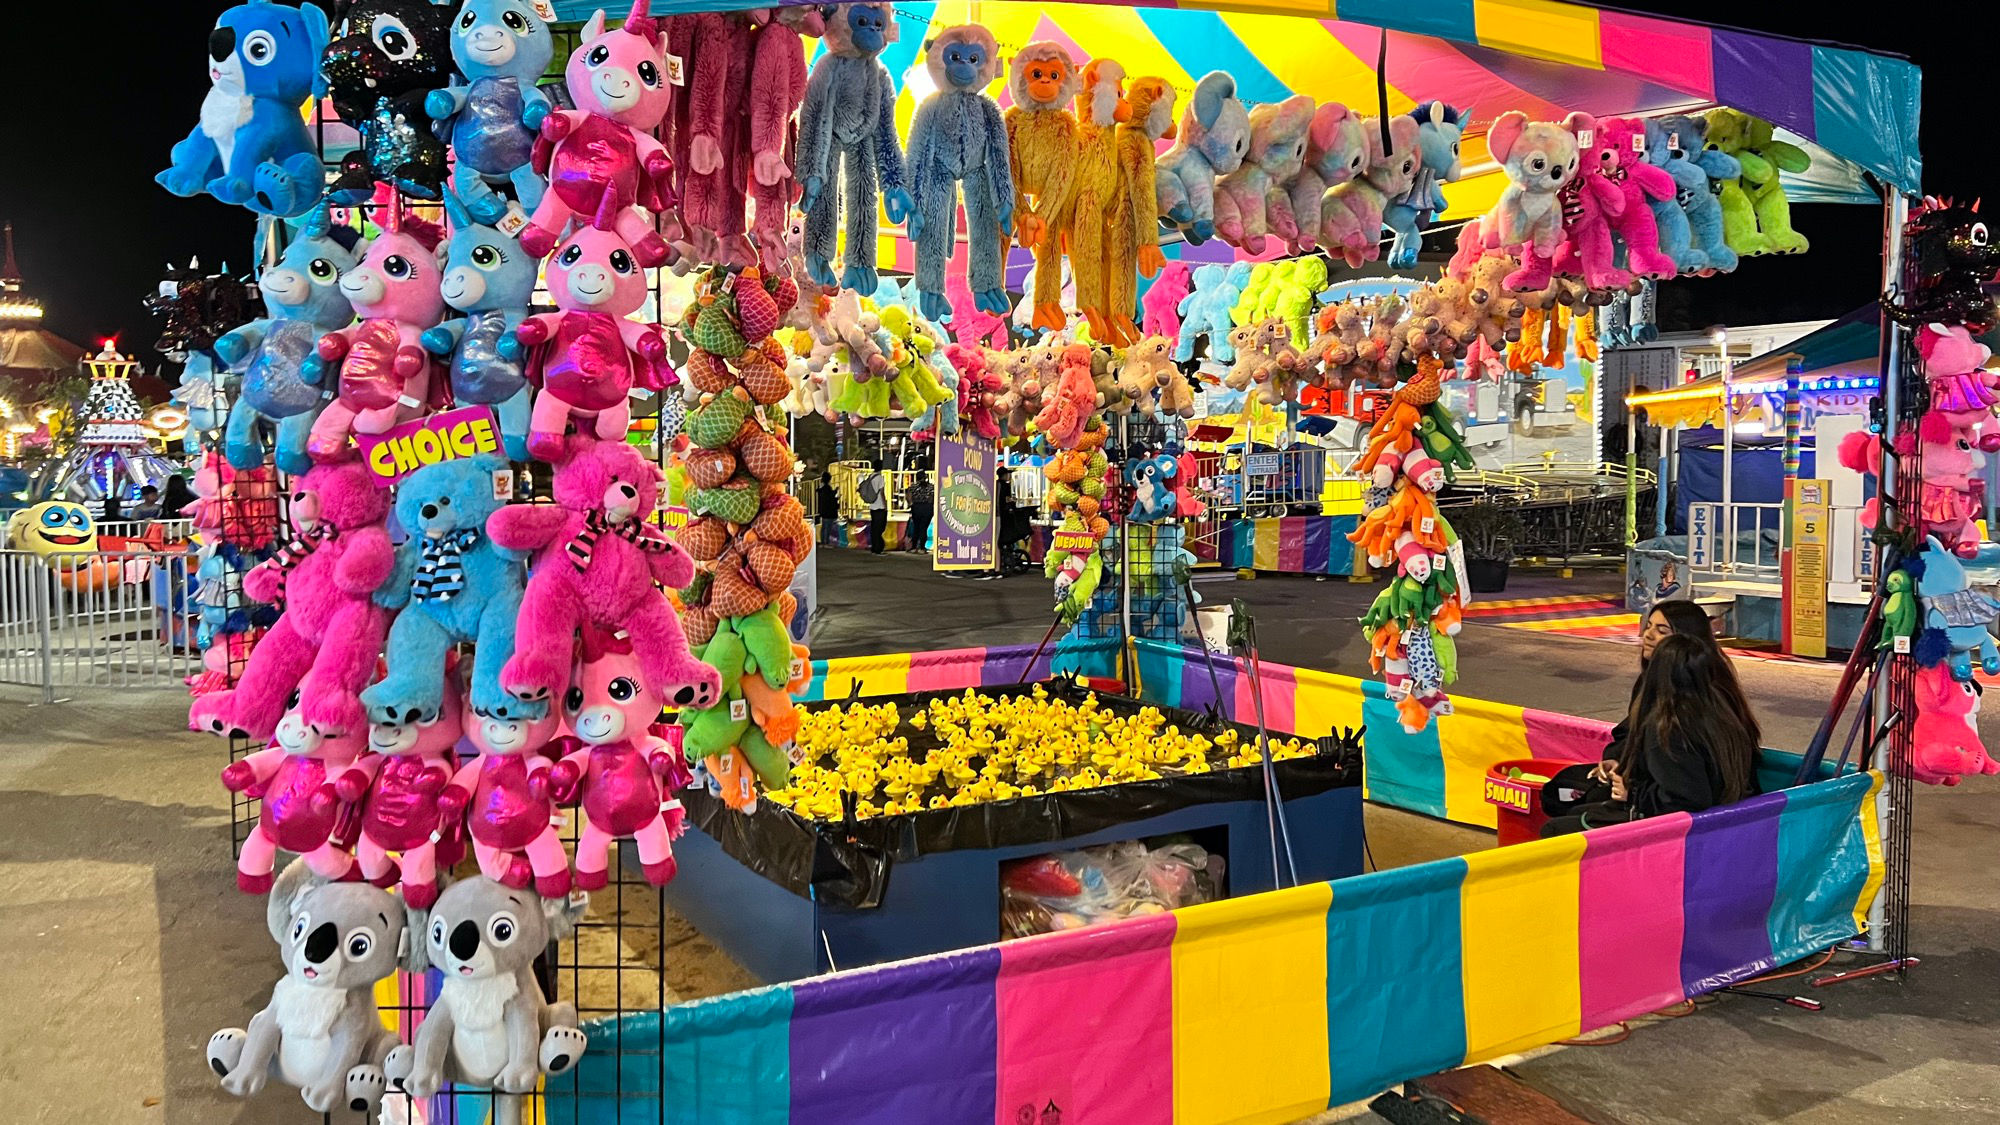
1383, 102, 1468, 268
1595, 117, 1679, 279
1285, 101, 1367, 255
1108, 77, 1176, 343
1916, 535, 2000, 680
1035, 343, 1100, 448
220, 204, 363, 474
1175, 262, 1245, 365
220, 699, 371, 893
1908, 664, 2000, 785
522, 1, 677, 265
1068, 58, 1135, 343
1474, 112, 1581, 293
795, 2, 913, 291
427, 0, 556, 224
1886, 197, 2000, 329
157, 0, 331, 217
1140, 259, 1192, 346
905, 24, 1013, 323
1320, 115, 1422, 268
746, 6, 824, 273
680, 12, 759, 266
1638, 119, 1709, 275
321, 1, 454, 201
439, 679, 572, 897
1703, 108, 1810, 256
1215, 95, 1315, 256
422, 190, 539, 460
946, 253, 1012, 350
338, 669, 464, 908
303, 199, 448, 461
1154, 71, 1250, 245
1653, 114, 1741, 274
1005, 42, 1084, 331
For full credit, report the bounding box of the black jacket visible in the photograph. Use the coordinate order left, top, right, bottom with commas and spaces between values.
1622, 729, 1758, 818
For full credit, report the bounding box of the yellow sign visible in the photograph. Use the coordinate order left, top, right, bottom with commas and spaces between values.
1787, 478, 1830, 658
358, 406, 503, 486
1482, 776, 1534, 813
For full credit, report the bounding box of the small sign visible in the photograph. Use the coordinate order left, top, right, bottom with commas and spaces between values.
665, 53, 686, 86
358, 405, 505, 487
1448, 541, 1471, 607
1419, 516, 1435, 535
495, 202, 530, 239
528, 0, 556, 18
729, 698, 749, 722
1051, 529, 1099, 554
1894, 634, 1911, 655
1483, 773, 1536, 814
491, 469, 514, 502
789, 656, 806, 682
1784, 478, 1831, 658
1244, 452, 1281, 475
1576, 128, 1593, 148
1630, 132, 1646, 152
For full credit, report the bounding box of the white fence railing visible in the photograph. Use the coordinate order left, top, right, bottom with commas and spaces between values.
92, 518, 196, 543
0, 548, 202, 701
1686, 501, 1785, 577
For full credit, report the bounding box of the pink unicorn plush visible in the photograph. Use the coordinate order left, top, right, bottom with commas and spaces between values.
335, 665, 465, 909
1139, 260, 1193, 344
489, 436, 720, 712
305, 204, 447, 461
504, 199, 676, 461
523, 0, 676, 266
542, 627, 690, 888
438, 678, 572, 898
190, 461, 395, 740
220, 695, 368, 894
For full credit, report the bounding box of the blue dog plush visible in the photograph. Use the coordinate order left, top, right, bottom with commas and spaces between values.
421, 190, 537, 460
426, 0, 555, 225
362, 452, 534, 724
1383, 102, 1467, 269
157, 0, 330, 217
218, 203, 364, 474
1125, 453, 1179, 522
1654, 114, 1741, 275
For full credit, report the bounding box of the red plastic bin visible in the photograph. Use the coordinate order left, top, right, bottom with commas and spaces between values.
1484, 758, 1575, 847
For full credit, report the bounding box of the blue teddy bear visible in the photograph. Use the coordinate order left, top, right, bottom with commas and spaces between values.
362, 452, 535, 725
156, 0, 330, 217
1654, 114, 1741, 275
218, 203, 364, 474
1175, 262, 1248, 364
426, 0, 555, 225
421, 189, 539, 460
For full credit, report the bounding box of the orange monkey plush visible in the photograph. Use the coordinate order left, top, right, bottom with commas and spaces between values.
1005, 42, 1082, 333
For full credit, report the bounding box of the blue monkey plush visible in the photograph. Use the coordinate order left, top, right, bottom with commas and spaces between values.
1382, 102, 1467, 269
427, 0, 555, 225
795, 2, 914, 293
905, 23, 1014, 323
1654, 114, 1741, 275
157, 0, 331, 217
362, 452, 533, 725
422, 190, 538, 460
218, 204, 365, 474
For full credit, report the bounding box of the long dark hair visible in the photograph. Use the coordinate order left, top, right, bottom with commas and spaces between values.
1645, 600, 1716, 664
159, 475, 197, 519
1628, 634, 1760, 803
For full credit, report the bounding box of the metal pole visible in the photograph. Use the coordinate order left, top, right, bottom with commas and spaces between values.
33, 566, 54, 705
1867, 189, 1911, 953
1718, 326, 1735, 571
1655, 424, 1678, 539
1624, 402, 1638, 544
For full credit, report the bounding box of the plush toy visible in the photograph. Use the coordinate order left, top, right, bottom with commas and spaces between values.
1909, 664, 2000, 785
1651, 114, 1740, 274
1119, 335, 1175, 418
1594, 117, 1679, 279
522, 1, 677, 266
945, 255, 1012, 351
1231, 261, 1281, 330
678, 12, 758, 266
206, 862, 408, 1114
191, 460, 395, 740
158, 0, 330, 216
796, 2, 913, 291
188, 455, 282, 682
1035, 343, 1099, 448
1915, 535, 2000, 680
386, 877, 587, 1120
1321, 115, 1423, 269
942, 343, 1006, 439
1154, 71, 1250, 245
1214, 94, 1314, 255
1637, 119, 1707, 274
906, 24, 1013, 322
1067, 58, 1137, 344
1270, 256, 1327, 350
214, 209, 356, 473
321, 1, 453, 201
1916, 406, 1990, 559
1125, 454, 1179, 522
680, 606, 806, 811
1004, 42, 1084, 332
1174, 262, 1242, 364
1458, 253, 1526, 376
490, 436, 720, 709
419, 192, 537, 460
425, 0, 555, 225
220, 700, 369, 892
336, 671, 464, 908
1285, 101, 1367, 254
1107, 76, 1176, 343
1703, 108, 1810, 255
1887, 197, 2000, 329
1139, 260, 1192, 345
503, 207, 676, 460
440, 682, 571, 897
1539, 114, 1632, 291
1383, 102, 1467, 269
1472, 112, 1582, 292
303, 204, 447, 461
746, 6, 824, 274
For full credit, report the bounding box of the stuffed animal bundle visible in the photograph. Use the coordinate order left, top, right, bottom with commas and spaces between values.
1108, 77, 1177, 343
1140, 260, 1193, 345
1214, 95, 1315, 255
678, 13, 759, 266
1595, 117, 1680, 279
303, 202, 448, 461
206, 861, 410, 1114
191, 460, 396, 741
221, 204, 363, 474
1383, 102, 1467, 269
796, 2, 913, 291
1703, 108, 1810, 256
906, 24, 1014, 322
679, 605, 809, 812
1285, 102, 1367, 254
1121, 335, 1191, 418
1035, 343, 1101, 448
746, 7, 825, 273
188, 456, 282, 691
321, 1, 454, 202
1069, 58, 1138, 344
523, 1, 678, 265
1320, 115, 1422, 268
1155, 71, 1250, 245
1541, 114, 1631, 292
158, 0, 330, 217
1006, 42, 1084, 332
1045, 512, 1106, 624
1472, 112, 1581, 292
427, 0, 556, 224
944, 343, 1007, 439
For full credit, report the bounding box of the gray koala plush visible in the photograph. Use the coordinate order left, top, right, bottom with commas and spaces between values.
385, 876, 587, 1125
206, 859, 414, 1114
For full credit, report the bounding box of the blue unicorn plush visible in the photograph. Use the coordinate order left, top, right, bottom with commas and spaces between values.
1654, 114, 1741, 275
1916, 535, 2000, 681
1383, 102, 1467, 269
157, 0, 331, 216
218, 204, 364, 473
426, 0, 556, 225
421, 190, 538, 460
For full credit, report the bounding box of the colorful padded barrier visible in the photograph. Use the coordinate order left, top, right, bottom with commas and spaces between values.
1214, 516, 1360, 576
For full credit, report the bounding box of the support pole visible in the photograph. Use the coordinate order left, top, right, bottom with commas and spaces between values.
1867, 188, 1911, 955
1718, 326, 1735, 571
1624, 403, 1638, 545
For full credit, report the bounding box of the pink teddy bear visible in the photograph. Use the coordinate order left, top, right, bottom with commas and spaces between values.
1542, 113, 1631, 292
1139, 260, 1193, 345
334, 665, 465, 909
1598, 117, 1681, 279
439, 677, 573, 899
524, 0, 677, 266
305, 209, 448, 462
190, 461, 395, 741
219, 695, 368, 894
504, 203, 677, 461
489, 436, 721, 712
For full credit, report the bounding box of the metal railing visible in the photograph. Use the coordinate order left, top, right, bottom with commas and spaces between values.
92, 517, 196, 543
0, 548, 202, 700
1686, 501, 1785, 577
827, 462, 922, 519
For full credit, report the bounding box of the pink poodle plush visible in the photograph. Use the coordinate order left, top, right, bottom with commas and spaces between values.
1909, 663, 2000, 785
488, 436, 720, 712
439, 678, 572, 898
504, 204, 676, 461
1140, 260, 1193, 345
334, 665, 464, 909
220, 698, 368, 894
190, 461, 395, 741
304, 212, 448, 461
523, 0, 677, 266
1541, 113, 1630, 291
1599, 117, 1680, 279
746, 6, 823, 273
542, 626, 690, 888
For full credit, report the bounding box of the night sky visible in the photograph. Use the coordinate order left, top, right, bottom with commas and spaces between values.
0, 1, 1976, 376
